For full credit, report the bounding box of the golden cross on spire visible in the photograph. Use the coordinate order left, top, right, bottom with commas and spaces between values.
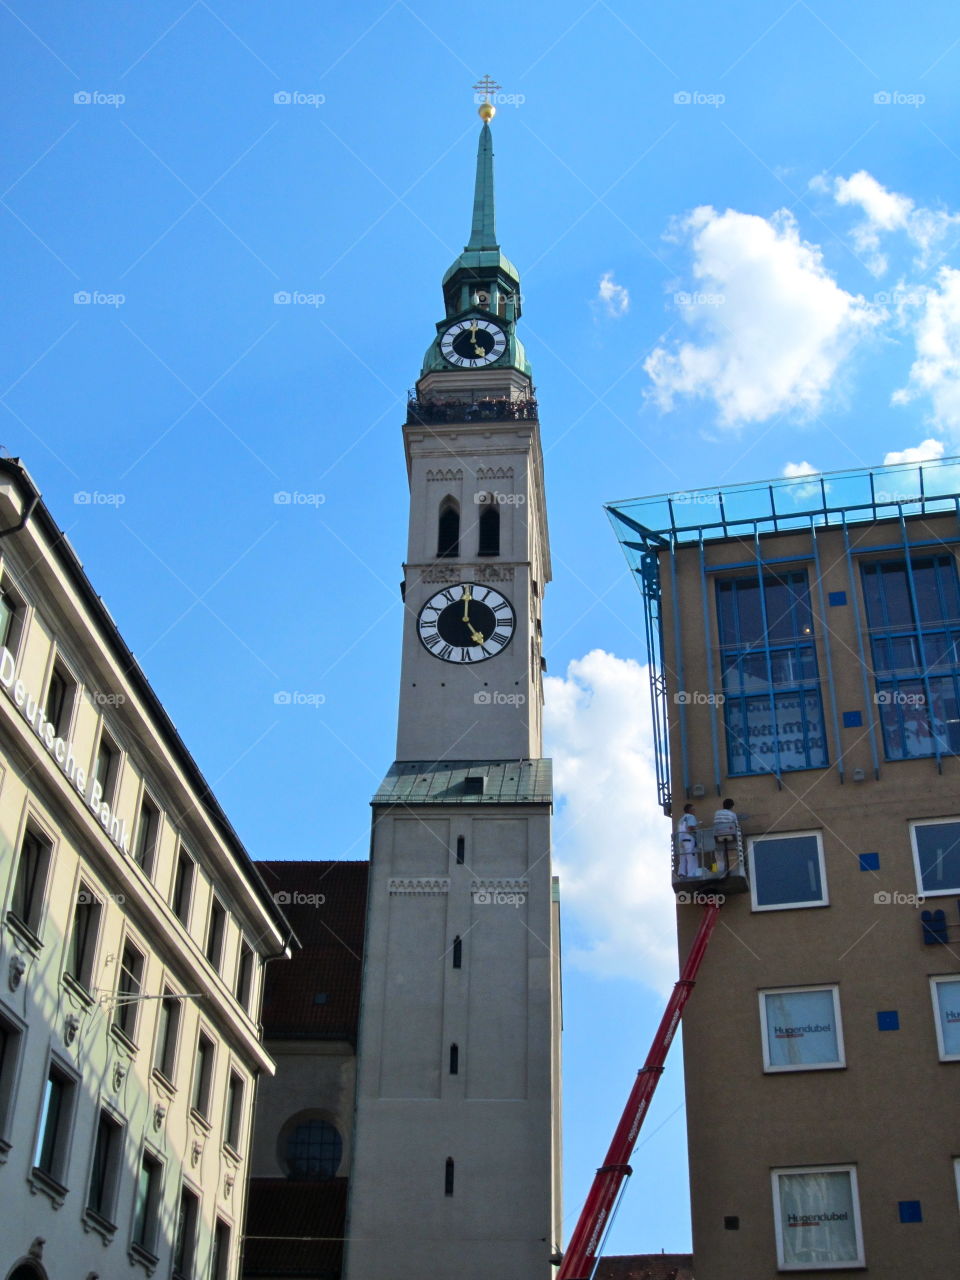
472, 75, 501, 122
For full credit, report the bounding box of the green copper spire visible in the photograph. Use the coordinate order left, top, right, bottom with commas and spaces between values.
466, 121, 498, 251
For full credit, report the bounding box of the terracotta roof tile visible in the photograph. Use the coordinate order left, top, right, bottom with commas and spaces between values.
255, 861, 367, 1042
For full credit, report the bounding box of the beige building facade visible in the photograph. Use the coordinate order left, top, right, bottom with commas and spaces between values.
0, 459, 292, 1280
609, 458, 960, 1278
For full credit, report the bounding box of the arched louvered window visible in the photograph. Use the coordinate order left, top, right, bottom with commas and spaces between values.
478, 502, 500, 556
437, 498, 460, 558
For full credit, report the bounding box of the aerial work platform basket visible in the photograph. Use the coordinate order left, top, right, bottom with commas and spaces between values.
672, 823, 749, 895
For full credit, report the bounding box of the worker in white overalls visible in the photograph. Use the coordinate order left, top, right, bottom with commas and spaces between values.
712, 798, 740, 876
677, 803, 699, 878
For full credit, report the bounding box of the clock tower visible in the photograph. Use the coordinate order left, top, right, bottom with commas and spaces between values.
343, 100, 562, 1280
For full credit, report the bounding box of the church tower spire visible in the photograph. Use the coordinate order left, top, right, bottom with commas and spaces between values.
467, 119, 497, 251
344, 89, 562, 1280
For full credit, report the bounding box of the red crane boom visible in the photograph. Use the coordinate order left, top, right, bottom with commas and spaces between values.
556, 903, 721, 1280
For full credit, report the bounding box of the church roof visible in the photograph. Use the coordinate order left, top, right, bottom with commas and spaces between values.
594, 1255, 695, 1280
373, 758, 553, 806
255, 860, 367, 1042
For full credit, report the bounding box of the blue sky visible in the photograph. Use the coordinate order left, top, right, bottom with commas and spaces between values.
5, 0, 960, 1257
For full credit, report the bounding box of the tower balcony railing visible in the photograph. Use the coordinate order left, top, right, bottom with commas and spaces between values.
672, 825, 749, 896
406, 395, 539, 426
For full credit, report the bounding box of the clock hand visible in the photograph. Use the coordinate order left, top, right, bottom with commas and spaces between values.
469, 626, 485, 645
461, 584, 473, 624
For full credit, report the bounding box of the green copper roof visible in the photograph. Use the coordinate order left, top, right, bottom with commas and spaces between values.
467, 122, 497, 250
372, 759, 553, 806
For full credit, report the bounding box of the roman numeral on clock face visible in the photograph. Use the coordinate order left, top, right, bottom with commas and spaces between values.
416, 582, 516, 664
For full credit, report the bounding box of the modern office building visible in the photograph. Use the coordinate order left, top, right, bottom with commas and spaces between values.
0, 458, 293, 1280
609, 456, 960, 1277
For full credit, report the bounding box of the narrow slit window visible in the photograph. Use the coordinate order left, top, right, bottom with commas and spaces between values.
449, 1043, 459, 1074
452, 936, 462, 969
456, 836, 465, 864
437, 499, 460, 559
445, 1157, 455, 1196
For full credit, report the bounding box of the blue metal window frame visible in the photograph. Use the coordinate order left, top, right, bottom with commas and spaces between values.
716, 571, 829, 777
861, 552, 960, 763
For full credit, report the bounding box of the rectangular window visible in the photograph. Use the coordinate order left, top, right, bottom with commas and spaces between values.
172, 850, 195, 925
173, 1184, 200, 1280
716, 572, 828, 775
772, 1165, 864, 1270
131, 1151, 163, 1256
33, 1063, 76, 1185
66, 885, 102, 992
931, 976, 960, 1060
206, 897, 226, 973
10, 825, 52, 936
911, 818, 960, 896
211, 1219, 231, 1280
153, 989, 181, 1081
225, 1072, 244, 1151
749, 831, 827, 910
0, 1010, 25, 1147
114, 941, 145, 1043
94, 730, 120, 807
760, 986, 844, 1071
235, 942, 254, 1012
191, 1033, 214, 1119
44, 662, 75, 736
133, 794, 160, 878
862, 555, 960, 759
87, 1108, 123, 1224
0, 577, 26, 658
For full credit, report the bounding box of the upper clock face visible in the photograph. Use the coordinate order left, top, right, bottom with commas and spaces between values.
439, 318, 507, 369
417, 583, 516, 663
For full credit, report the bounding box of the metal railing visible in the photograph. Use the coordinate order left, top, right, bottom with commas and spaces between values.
406, 396, 539, 426
673, 824, 745, 883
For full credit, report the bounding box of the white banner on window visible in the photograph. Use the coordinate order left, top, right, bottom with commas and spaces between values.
776, 1169, 862, 1268
763, 988, 842, 1070
933, 978, 960, 1058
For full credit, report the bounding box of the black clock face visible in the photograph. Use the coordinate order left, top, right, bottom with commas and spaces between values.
417, 584, 515, 663
439, 318, 507, 369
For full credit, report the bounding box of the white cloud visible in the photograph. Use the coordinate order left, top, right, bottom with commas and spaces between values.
826, 170, 960, 276
597, 271, 629, 316
882, 438, 945, 465
544, 649, 677, 995
893, 268, 960, 431
782, 460, 818, 478
645, 206, 878, 427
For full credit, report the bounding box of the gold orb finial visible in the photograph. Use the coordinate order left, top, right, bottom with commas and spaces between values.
478, 101, 496, 122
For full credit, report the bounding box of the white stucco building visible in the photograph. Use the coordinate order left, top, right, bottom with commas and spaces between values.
0, 458, 293, 1280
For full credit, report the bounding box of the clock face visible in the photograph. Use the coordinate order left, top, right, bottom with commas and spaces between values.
439, 318, 507, 369
417, 583, 516, 663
